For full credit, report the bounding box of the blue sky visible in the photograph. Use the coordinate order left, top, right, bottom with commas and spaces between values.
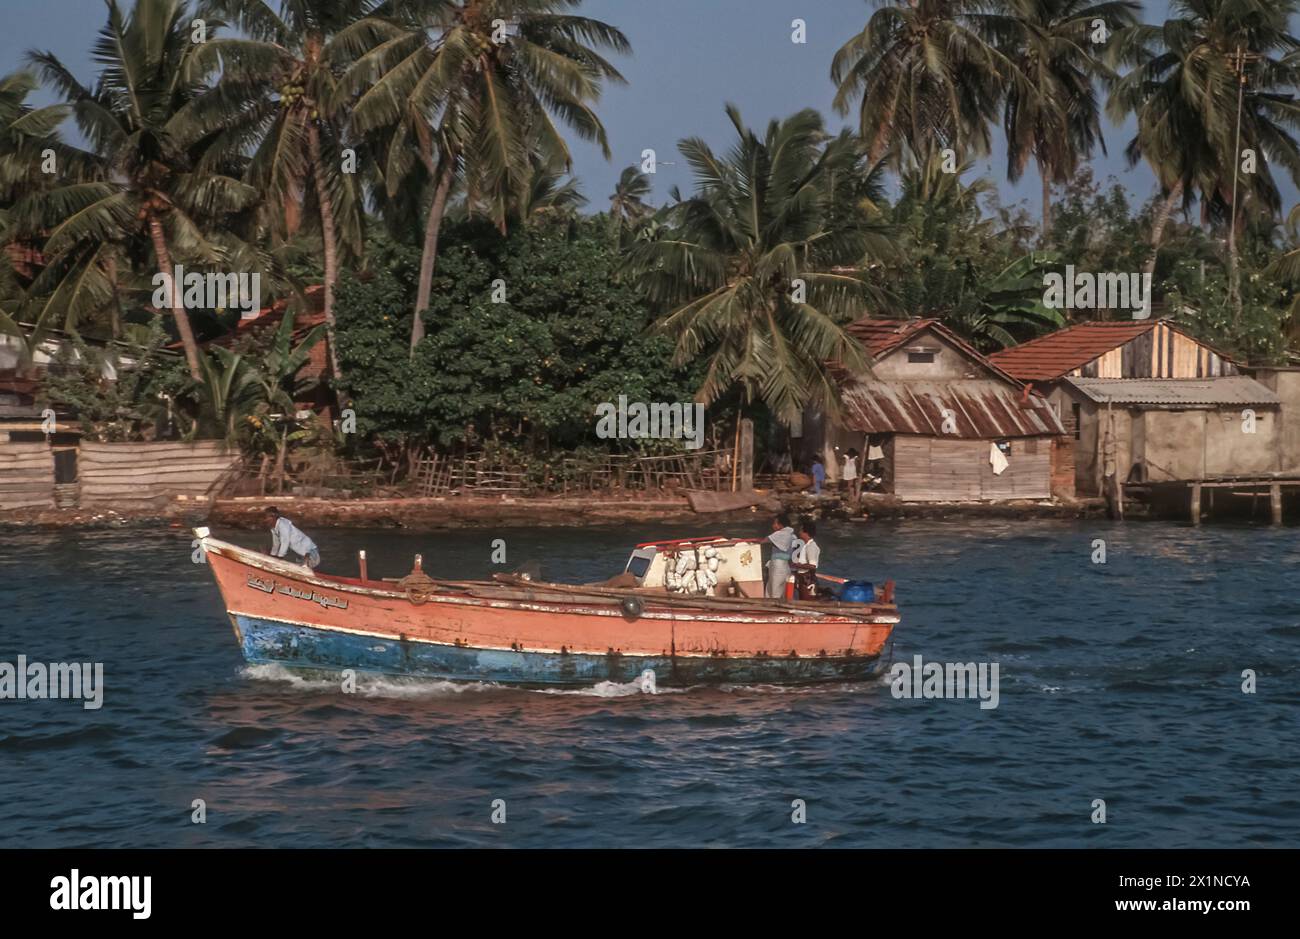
6, 0, 1293, 218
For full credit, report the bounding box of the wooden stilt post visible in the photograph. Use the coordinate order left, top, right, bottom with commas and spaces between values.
1270, 483, 1283, 525
358, 550, 368, 581
1190, 483, 1202, 526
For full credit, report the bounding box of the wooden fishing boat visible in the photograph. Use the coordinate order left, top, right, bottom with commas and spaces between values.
194, 528, 900, 687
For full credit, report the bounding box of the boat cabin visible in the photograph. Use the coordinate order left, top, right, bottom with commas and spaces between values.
623, 536, 765, 598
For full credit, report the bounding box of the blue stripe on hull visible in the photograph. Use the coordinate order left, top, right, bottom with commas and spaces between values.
234, 616, 885, 686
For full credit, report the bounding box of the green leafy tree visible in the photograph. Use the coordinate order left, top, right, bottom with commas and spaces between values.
334, 219, 693, 449
873, 150, 1061, 349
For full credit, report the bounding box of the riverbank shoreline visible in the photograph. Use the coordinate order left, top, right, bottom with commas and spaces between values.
0, 490, 1110, 531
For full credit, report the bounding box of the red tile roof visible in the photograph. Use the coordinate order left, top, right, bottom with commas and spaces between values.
988, 320, 1161, 381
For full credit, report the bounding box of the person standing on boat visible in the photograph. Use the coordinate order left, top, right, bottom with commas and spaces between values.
265, 506, 320, 570
792, 520, 821, 600
765, 514, 797, 599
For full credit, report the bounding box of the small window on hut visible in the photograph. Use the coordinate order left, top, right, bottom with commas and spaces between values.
1072, 403, 1081, 440
907, 351, 936, 364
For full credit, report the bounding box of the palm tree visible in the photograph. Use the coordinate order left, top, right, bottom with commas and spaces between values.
1108, 1, 1300, 293
831, 0, 1009, 166
452, 138, 588, 227
0, 70, 80, 368
609, 165, 651, 230
23, 0, 258, 380
189, 0, 393, 383
882, 149, 1058, 348
506, 157, 587, 225
347, 0, 629, 352
626, 106, 877, 422
990, 0, 1139, 240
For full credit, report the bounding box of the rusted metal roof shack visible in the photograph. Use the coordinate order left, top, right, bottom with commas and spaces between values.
806, 319, 1070, 503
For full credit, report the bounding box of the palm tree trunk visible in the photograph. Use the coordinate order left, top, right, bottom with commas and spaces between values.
865, 94, 898, 166
307, 123, 344, 384
106, 255, 121, 339
148, 215, 202, 380
1040, 164, 1053, 244
1143, 181, 1184, 278
411, 157, 455, 355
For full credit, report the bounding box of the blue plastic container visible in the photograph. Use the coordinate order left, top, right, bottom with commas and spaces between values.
838, 580, 875, 603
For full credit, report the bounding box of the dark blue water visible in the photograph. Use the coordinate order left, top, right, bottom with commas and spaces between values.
2, 519, 1298, 847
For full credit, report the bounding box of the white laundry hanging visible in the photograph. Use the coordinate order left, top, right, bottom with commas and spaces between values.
989, 442, 1009, 476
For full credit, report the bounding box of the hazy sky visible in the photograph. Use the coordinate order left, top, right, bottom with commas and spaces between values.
6, 0, 1293, 218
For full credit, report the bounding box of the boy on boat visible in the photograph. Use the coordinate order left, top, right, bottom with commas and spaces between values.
265, 506, 320, 570
792, 520, 821, 600
765, 514, 797, 598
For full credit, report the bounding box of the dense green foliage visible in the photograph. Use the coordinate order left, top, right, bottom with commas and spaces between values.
334, 220, 696, 450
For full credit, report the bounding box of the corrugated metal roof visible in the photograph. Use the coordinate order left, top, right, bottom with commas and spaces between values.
842, 379, 1066, 438
1066, 377, 1280, 407
989, 320, 1160, 380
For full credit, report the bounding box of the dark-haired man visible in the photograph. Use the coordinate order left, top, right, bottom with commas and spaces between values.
792, 520, 821, 600
265, 506, 320, 570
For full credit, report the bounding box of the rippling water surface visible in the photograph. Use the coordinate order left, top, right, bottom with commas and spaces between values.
2, 519, 1298, 847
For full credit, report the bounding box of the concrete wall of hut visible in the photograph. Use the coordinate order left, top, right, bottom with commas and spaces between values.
862, 334, 993, 382
1252, 368, 1300, 472
1065, 395, 1282, 492
1065, 399, 1134, 496
1139, 409, 1281, 479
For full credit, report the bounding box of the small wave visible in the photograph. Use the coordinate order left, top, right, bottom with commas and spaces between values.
533, 676, 684, 697
239, 663, 495, 698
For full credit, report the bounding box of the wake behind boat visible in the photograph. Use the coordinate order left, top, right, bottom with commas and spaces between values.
195, 529, 900, 687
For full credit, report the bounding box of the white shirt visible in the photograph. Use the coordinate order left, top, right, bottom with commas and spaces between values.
793, 538, 820, 568
843, 456, 858, 480
271, 516, 316, 558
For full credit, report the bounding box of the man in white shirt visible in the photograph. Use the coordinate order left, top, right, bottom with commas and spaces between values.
792, 520, 821, 599
265, 506, 320, 570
